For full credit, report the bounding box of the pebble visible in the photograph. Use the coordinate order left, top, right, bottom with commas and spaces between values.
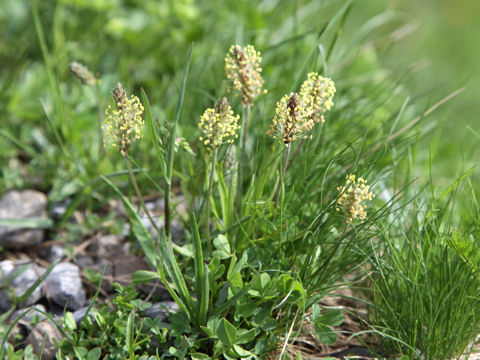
25, 320, 61, 360
72, 305, 95, 326
9, 304, 47, 325
45, 262, 86, 310
48, 245, 67, 263
89, 234, 123, 259
0, 260, 45, 309
0, 190, 48, 249
144, 301, 179, 321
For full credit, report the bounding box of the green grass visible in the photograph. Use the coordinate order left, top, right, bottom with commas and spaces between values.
1, 0, 480, 359
366, 180, 480, 359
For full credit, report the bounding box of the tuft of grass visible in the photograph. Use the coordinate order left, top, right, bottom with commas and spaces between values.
367, 177, 480, 359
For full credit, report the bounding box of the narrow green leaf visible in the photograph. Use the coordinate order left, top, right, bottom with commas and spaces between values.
192, 215, 204, 305
165, 44, 193, 236
0, 218, 53, 229
101, 175, 156, 267
199, 264, 210, 326
132, 270, 158, 284
16, 260, 59, 304
158, 230, 196, 320
141, 88, 166, 176
126, 311, 135, 353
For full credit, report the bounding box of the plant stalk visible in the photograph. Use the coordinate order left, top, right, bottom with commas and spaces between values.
235, 103, 251, 218
94, 81, 105, 160
274, 144, 291, 206
205, 149, 217, 251
124, 153, 160, 234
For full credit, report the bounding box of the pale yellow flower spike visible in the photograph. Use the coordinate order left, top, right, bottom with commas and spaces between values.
266, 92, 315, 146
103, 83, 144, 156
199, 97, 240, 148
225, 45, 266, 107
336, 174, 375, 223
299, 72, 336, 124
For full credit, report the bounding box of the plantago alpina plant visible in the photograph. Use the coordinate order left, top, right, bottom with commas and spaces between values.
199, 97, 240, 247
69, 61, 97, 86
225, 45, 265, 108
70, 61, 105, 158
267, 92, 312, 205
103, 83, 159, 233
299, 72, 335, 124
225, 44, 266, 204
336, 174, 374, 223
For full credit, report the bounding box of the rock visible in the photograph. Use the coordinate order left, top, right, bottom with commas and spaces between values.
0, 190, 48, 249
171, 220, 185, 244
45, 262, 85, 310
48, 245, 66, 263
113, 253, 149, 286
50, 199, 70, 220
144, 301, 179, 321
73, 254, 95, 268
137, 280, 172, 301
25, 320, 61, 360
11, 263, 45, 306
0, 260, 45, 308
0, 291, 12, 312
72, 305, 95, 326
83, 261, 114, 292
89, 234, 123, 259
9, 304, 47, 325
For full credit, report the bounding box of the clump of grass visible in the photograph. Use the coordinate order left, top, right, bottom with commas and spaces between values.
366, 183, 480, 359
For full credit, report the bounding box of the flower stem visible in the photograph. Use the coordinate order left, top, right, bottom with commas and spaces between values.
94, 81, 104, 160
235, 104, 251, 216
205, 149, 217, 252
124, 153, 160, 234
241, 103, 251, 170
274, 144, 291, 206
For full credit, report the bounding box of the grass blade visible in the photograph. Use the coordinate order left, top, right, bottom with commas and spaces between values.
165, 43, 193, 236
101, 175, 156, 267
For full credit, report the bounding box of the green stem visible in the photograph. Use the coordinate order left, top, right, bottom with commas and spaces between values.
205, 149, 217, 251
235, 103, 251, 218
274, 144, 291, 206
124, 153, 160, 234
241, 103, 251, 171
164, 45, 193, 238
94, 81, 105, 160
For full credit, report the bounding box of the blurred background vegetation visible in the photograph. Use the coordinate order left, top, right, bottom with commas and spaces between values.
1, 0, 478, 193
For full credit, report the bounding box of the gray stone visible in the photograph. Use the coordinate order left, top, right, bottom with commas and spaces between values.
1, 260, 16, 310
72, 305, 95, 326
9, 304, 47, 325
138, 280, 172, 301
0, 260, 45, 308
25, 320, 61, 360
0, 291, 12, 312
73, 253, 95, 268
0, 190, 48, 249
48, 245, 66, 263
50, 199, 70, 220
11, 262, 45, 306
144, 301, 179, 321
89, 234, 123, 259
45, 262, 85, 310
